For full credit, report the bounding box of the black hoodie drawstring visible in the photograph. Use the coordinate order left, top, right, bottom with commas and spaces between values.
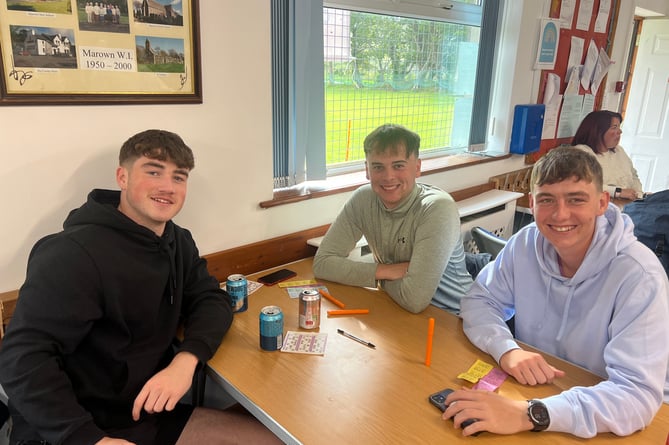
159, 233, 177, 305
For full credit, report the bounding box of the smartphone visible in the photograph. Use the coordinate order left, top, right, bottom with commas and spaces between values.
428, 388, 453, 412
428, 388, 480, 433
257, 268, 297, 286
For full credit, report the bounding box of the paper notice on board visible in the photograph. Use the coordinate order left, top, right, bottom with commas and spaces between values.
542, 96, 561, 140
568, 36, 584, 72
581, 40, 599, 91
590, 48, 611, 95
565, 66, 581, 95
559, 0, 576, 29
543, 73, 561, 105
535, 19, 560, 70
557, 95, 585, 139
581, 94, 595, 121
542, 73, 561, 140
594, 0, 611, 33
576, 0, 595, 31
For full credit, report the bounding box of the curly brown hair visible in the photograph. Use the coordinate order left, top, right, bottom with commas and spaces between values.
119, 129, 194, 170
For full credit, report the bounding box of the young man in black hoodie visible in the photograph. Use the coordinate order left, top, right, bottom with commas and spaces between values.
0, 130, 281, 445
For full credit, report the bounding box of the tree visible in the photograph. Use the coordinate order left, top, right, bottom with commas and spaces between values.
348, 12, 462, 90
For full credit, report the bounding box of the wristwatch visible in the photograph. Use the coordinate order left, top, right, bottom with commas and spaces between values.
614, 187, 622, 198
527, 399, 550, 432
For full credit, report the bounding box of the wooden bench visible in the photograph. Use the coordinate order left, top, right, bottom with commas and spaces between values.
0, 290, 18, 341
489, 166, 532, 208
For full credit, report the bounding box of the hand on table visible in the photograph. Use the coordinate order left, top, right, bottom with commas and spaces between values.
443, 388, 533, 436
499, 348, 565, 385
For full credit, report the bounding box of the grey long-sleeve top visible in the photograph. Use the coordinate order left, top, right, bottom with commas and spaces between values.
313, 183, 472, 313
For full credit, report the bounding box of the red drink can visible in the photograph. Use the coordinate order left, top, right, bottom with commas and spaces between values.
298, 289, 320, 329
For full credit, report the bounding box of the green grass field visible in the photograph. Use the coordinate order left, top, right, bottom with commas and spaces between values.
8, 0, 71, 14
138, 63, 185, 73
325, 85, 457, 164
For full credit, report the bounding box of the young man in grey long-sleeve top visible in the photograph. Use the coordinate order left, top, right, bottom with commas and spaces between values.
313, 124, 473, 314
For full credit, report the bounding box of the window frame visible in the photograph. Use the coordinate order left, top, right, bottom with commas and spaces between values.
270, 0, 502, 202
329, 0, 483, 26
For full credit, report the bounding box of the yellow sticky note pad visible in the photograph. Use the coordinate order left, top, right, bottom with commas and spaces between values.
457, 359, 494, 383
279, 279, 317, 288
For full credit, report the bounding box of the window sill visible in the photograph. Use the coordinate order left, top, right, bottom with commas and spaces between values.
260, 152, 511, 209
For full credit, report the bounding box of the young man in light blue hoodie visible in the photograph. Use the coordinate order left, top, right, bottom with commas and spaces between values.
445, 146, 669, 438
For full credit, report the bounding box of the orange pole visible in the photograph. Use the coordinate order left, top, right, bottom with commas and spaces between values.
319, 289, 346, 308
327, 309, 369, 316
425, 318, 435, 367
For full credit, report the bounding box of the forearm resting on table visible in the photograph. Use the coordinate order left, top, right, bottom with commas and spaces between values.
313, 254, 378, 288
375, 262, 409, 281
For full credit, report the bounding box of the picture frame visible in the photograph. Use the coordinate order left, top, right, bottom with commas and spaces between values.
0, 0, 202, 105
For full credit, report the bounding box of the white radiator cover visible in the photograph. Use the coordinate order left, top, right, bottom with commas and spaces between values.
456, 189, 524, 253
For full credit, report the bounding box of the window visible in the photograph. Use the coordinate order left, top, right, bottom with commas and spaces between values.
271, 0, 498, 191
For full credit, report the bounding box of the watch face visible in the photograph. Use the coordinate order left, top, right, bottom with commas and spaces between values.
529, 401, 550, 428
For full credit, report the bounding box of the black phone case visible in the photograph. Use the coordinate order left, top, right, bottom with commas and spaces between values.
428, 388, 479, 433
257, 268, 296, 286
428, 388, 454, 412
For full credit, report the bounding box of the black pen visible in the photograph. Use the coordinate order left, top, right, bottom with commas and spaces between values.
337, 329, 376, 349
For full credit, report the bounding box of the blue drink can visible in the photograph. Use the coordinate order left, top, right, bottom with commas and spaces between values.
226, 274, 248, 313
259, 306, 284, 351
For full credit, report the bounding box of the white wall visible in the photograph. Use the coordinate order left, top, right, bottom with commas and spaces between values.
636, 0, 669, 15
487, 0, 549, 152
0, 1, 643, 292
602, 0, 668, 111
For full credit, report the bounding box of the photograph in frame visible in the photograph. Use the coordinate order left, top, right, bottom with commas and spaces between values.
0, 0, 201, 105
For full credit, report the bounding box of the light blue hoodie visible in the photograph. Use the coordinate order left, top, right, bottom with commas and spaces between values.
461, 203, 669, 438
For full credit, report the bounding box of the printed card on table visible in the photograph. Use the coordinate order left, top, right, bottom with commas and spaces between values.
281, 331, 328, 355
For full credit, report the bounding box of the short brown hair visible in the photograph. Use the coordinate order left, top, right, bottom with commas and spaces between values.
363, 124, 420, 159
119, 129, 194, 170
531, 146, 603, 192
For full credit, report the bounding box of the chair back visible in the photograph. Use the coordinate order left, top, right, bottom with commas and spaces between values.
471, 226, 507, 259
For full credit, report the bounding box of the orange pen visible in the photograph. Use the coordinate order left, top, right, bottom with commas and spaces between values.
319, 289, 346, 308
425, 317, 435, 367
326, 309, 369, 316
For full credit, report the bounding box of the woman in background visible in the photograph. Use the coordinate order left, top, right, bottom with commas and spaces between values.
572, 110, 643, 201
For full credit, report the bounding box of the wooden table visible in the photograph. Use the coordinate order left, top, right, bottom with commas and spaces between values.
206, 258, 669, 444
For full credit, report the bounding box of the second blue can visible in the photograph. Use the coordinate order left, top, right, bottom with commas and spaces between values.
259, 305, 284, 351
226, 274, 248, 312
